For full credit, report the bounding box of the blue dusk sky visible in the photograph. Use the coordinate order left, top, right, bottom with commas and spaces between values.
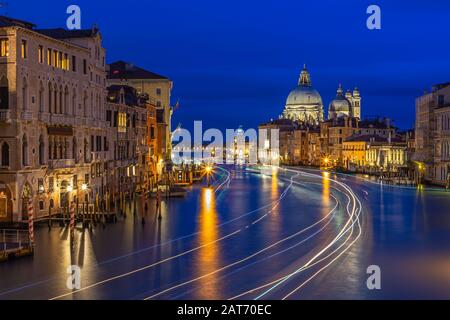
7, 0, 450, 131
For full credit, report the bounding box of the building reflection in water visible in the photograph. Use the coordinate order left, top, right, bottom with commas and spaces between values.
321, 171, 330, 212
196, 187, 222, 299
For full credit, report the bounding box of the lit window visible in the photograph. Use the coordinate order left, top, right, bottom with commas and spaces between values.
38, 45, 44, 63
56, 51, 61, 68
118, 112, 127, 133
47, 48, 51, 65
52, 50, 57, 67
0, 39, 9, 57
21, 39, 27, 59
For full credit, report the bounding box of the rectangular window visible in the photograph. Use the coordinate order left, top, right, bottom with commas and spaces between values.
63, 53, 69, 70
47, 48, 51, 65
84, 173, 89, 185
52, 50, 57, 67
49, 177, 54, 192
83, 59, 87, 74
0, 38, 9, 57
156, 88, 161, 96
38, 178, 44, 194
56, 51, 61, 68
106, 110, 112, 122
113, 111, 118, 127
21, 39, 27, 59
150, 125, 155, 140
91, 135, 94, 152
38, 45, 44, 63
72, 55, 76, 72
73, 175, 78, 190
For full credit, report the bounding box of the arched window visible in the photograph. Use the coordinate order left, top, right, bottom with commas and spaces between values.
59, 85, 63, 114
22, 135, 28, 166
1, 142, 9, 166
72, 88, 77, 116
84, 138, 89, 163
48, 82, 53, 114
63, 138, 68, 159
48, 136, 53, 160
0, 76, 9, 109
39, 135, 45, 165
22, 77, 28, 110
53, 86, 58, 114
73, 137, 78, 163
83, 91, 87, 117
64, 86, 69, 115
38, 81, 44, 112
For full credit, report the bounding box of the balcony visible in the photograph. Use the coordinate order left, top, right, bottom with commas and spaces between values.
0, 109, 11, 123
38, 112, 50, 123
50, 114, 74, 126
48, 159, 75, 169
21, 111, 33, 122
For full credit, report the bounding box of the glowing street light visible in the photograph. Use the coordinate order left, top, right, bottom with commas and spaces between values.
81, 183, 88, 191
205, 165, 212, 187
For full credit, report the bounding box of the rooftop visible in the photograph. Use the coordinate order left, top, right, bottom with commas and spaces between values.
0, 15, 35, 29
108, 61, 169, 81
35, 27, 100, 39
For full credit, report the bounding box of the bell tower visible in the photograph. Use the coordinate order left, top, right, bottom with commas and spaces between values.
352, 87, 361, 119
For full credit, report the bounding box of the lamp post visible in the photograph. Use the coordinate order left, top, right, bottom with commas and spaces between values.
205, 165, 212, 188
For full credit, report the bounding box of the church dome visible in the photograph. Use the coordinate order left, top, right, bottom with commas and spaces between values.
280, 65, 324, 124
328, 84, 351, 118
286, 86, 323, 106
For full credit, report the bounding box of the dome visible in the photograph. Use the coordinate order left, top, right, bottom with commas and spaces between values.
286, 86, 323, 106
280, 65, 324, 124
328, 84, 352, 118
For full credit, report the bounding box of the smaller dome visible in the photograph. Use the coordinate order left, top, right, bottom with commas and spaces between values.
328, 84, 351, 118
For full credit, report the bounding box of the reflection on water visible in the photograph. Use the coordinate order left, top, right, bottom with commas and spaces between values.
196, 188, 221, 299
321, 172, 330, 210
271, 170, 279, 211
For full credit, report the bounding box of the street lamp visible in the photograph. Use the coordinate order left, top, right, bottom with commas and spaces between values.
205, 165, 212, 187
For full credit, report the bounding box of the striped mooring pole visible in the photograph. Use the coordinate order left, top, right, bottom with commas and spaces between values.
28, 198, 34, 247
70, 202, 75, 243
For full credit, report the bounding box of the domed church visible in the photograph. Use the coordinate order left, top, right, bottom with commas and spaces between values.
280, 65, 324, 125
328, 84, 361, 120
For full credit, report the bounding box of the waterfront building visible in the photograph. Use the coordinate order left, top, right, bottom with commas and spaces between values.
342, 134, 407, 172
259, 118, 320, 166
107, 61, 173, 163
105, 85, 156, 196
414, 82, 450, 185
0, 16, 108, 222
